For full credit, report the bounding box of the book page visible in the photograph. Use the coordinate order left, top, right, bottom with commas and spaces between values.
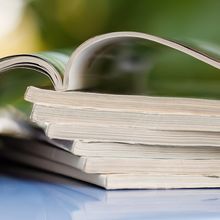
0, 51, 70, 90
65, 32, 220, 91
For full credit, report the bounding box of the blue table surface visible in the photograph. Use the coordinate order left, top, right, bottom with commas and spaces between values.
1, 173, 220, 220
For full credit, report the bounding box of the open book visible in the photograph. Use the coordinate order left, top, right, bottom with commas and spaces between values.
1, 32, 220, 189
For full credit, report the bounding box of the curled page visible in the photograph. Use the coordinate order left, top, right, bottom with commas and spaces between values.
65, 32, 220, 90
0, 52, 69, 91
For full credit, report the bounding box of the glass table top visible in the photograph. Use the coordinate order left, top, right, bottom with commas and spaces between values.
1, 168, 220, 220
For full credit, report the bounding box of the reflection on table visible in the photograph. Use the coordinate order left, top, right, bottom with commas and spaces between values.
0, 166, 220, 220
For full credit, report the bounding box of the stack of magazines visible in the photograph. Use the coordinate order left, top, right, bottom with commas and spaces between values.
1, 32, 220, 189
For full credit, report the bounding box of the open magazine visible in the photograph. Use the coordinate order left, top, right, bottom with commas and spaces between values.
0, 31, 220, 91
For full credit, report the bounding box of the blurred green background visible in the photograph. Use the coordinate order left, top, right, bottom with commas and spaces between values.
1, 0, 220, 112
